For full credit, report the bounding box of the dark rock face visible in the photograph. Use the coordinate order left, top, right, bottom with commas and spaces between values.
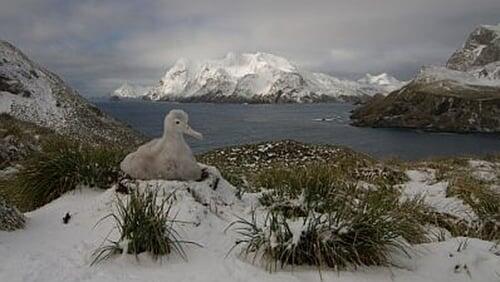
351, 79, 500, 133
447, 25, 500, 72
0, 40, 145, 148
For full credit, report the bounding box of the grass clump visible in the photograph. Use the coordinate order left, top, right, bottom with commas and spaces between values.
92, 189, 196, 265
445, 174, 500, 240
199, 140, 407, 192
229, 163, 428, 271
256, 164, 410, 215
447, 174, 499, 219
0, 136, 125, 211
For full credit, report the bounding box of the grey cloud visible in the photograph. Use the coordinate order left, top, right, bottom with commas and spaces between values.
1, 0, 499, 96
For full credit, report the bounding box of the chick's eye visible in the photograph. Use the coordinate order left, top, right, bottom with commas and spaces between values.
175, 121, 180, 125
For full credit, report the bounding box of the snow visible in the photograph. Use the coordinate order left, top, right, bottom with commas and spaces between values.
481, 23, 500, 37
0, 94, 12, 113
112, 82, 150, 99
400, 170, 477, 221
416, 66, 500, 87
468, 160, 498, 182
392, 238, 500, 282
0, 41, 68, 129
470, 61, 500, 80
140, 52, 401, 102
1, 166, 499, 282
357, 73, 407, 94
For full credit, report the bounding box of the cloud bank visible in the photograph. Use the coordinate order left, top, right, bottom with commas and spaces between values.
1, 0, 499, 96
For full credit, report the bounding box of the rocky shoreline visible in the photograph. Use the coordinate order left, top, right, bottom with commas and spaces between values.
351, 77, 500, 133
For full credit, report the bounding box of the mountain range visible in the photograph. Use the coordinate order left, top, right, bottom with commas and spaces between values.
112, 52, 403, 103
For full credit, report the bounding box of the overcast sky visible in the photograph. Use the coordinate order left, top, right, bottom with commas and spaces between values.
1, 0, 499, 96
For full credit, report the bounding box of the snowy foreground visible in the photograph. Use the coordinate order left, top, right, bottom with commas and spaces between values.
1, 166, 499, 282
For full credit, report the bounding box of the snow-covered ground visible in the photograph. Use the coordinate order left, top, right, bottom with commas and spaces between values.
1, 166, 499, 282
400, 170, 478, 222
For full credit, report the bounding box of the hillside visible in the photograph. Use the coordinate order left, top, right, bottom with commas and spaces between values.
0, 40, 145, 147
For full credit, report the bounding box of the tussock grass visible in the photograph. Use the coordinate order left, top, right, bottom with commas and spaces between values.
0, 136, 125, 211
256, 163, 405, 206
229, 163, 428, 270
445, 174, 500, 240
92, 189, 197, 265
0, 113, 56, 143
447, 174, 499, 219
387, 155, 500, 241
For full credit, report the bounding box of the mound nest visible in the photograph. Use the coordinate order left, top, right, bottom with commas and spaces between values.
198, 140, 404, 188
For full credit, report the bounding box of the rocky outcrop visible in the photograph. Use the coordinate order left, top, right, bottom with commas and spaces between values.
0, 196, 25, 231
447, 24, 500, 72
0, 40, 145, 148
351, 24, 500, 133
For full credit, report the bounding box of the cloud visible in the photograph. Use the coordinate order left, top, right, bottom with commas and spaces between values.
1, 0, 499, 96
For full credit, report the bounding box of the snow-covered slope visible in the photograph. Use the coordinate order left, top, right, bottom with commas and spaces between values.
137, 53, 396, 103
112, 82, 151, 99
0, 40, 144, 146
415, 65, 500, 88
1, 165, 499, 282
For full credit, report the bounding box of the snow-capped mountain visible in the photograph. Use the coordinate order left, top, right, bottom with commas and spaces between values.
114, 52, 401, 103
0, 40, 144, 146
112, 82, 150, 99
357, 73, 406, 94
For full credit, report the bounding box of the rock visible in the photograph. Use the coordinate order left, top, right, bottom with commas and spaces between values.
447, 24, 500, 72
0, 196, 25, 231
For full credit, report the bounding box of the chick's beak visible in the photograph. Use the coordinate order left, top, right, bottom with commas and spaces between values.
185, 125, 203, 140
